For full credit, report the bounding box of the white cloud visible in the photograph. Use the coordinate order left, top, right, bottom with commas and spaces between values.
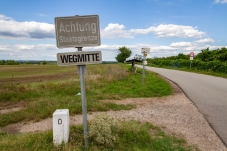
39, 14, 46, 17
129, 26, 155, 34
131, 24, 205, 38
16, 44, 35, 50
0, 14, 55, 39
0, 43, 60, 60
0, 15, 218, 61
168, 38, 215, 51
0, 44, 57, 51
170, 42, 192, 47
209, 46, 227, 50
89, 44, 122, 50
169, 38, 214, 48
0, 14, 206, 40
0, 41, 226, 61
0, 45, 11, 50
102, 23, 206, 39
0, 14, 13, 20
101, 23, 133, 39
154, 24, 205, 38
214, 0, 227, 3
194, 38, 214, 44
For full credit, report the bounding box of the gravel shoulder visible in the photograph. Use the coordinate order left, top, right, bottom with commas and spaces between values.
1, 80, 226, 151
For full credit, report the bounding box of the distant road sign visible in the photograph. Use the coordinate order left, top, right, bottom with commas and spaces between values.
57, 51, 102, 66
190, 52, 194, 57
141, 48, 150, 53
55, 15, 100, 48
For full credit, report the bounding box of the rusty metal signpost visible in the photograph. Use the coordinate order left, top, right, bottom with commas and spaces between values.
55, 15, 101, 148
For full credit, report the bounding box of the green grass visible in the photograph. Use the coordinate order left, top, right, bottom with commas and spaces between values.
0, 64, 75, 79
0, 64, 172, 127
103, 72, 171, 98
0, 64, 197, 150
0, 121, 197, 151
116, 121, 196, 151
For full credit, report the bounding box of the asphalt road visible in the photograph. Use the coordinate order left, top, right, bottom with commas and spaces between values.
138, 65, 227, 147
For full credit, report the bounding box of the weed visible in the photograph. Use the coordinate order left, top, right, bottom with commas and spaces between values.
88, 114, 120, 147
0, 120, 197, 150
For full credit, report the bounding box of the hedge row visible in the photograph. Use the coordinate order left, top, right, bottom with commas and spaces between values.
148, 59, 227, 73
0, 60, 20, 65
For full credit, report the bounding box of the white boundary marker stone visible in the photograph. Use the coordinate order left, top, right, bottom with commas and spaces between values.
53, 109, 70, 146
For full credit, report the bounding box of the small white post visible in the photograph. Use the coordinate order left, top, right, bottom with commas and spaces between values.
53, 109, 70, 146
141, 48, 150, 86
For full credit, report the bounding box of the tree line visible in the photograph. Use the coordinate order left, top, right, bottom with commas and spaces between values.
147, 47, 227, 73
148, 47, 227, 62
0, 60, 50, 65
0, 60, 20, 65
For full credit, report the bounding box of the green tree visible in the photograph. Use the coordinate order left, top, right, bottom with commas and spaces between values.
177, 53, 189, 60
0, 60, 5, 65
196, 47, 212, 62
115, 46, 132, 63
42, 60, 47, 65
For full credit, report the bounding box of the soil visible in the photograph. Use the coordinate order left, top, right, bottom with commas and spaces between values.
0, 79, 226, 151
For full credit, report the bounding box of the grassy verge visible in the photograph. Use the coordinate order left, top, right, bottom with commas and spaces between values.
0, 64, 197, 150
0, 64, 172, 127
0, 121, 197, 151
148, 64, 227, 79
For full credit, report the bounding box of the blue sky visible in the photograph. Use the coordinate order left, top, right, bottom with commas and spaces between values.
0, 0, 226, 61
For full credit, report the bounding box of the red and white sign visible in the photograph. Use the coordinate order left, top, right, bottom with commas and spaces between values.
190, 52, 194, 57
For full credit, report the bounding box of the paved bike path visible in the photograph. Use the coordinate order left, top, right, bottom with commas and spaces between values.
139, 66, 227, 146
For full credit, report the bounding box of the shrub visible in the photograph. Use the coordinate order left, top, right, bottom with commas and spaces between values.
88, 114, 120, 146
148, 58, 227, 73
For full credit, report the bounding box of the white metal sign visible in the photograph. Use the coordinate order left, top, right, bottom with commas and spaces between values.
57, 51, 102, 66
55, 15, 100, 48
141, 48, 150, 53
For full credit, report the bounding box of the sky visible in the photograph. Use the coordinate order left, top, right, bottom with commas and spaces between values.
0, 0, 227, 61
